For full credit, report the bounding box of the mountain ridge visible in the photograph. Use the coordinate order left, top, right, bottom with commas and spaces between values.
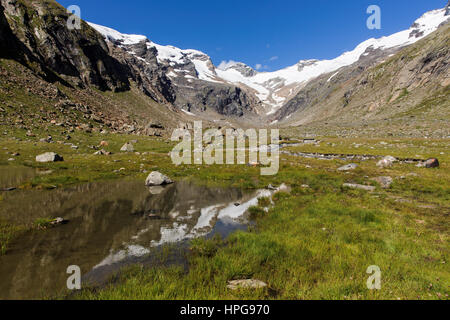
0, 0, 448, 137
87, 6, 449, 116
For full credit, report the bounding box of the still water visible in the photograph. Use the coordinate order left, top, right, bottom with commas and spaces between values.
0, 175, 270, 299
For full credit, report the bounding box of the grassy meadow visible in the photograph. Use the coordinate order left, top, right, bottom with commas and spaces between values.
0, 126, 448, 300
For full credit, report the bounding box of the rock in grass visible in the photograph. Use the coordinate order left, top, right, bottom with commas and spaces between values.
371, 176, 393, 189
376, 155, 397, 168
343, 183, 375, 192
424, 158, 439, 168
39, 136, 53, 143
94, 149, 111, 156
338, 163, 358, 171
145, 171, 173, 186
227, 279, 267, 290
120, 142, 134, 152
36, 152, 64, 163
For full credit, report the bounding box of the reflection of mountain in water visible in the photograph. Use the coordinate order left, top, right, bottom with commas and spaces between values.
0, 180, 261, 299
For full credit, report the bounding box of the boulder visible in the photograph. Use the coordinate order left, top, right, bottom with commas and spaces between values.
36, 152, 64, 163
338, 163, 358, 171
39, 136, 53, 143
94, 149, 111, 156
425, 158, 439, 168
371, 176, 393, 189
145, 171, 173, 186
50, 217, 67, 226
377, 156, 397, 168
120, 142, 134, 152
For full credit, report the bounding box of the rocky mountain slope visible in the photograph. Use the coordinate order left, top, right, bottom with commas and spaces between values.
87, 5, 449, 118
273, 10, 449, 139
0, 0, 259, 125
0, 0, 448, 135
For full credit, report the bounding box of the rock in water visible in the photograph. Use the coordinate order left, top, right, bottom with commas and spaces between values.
120, 142, 134, 152
36, 152, 64, 163
425, 158, 439, 168
145, 171, 173, 186
338, 163, 358, 171
50, 217, 67, 226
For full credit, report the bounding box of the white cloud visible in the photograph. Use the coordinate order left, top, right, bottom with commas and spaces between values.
269, 56, 279, 61
217, 60, 238, 70
255, 64, 269, 71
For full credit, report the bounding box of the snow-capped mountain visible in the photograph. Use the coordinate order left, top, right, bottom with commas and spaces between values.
88, 6, 449, 116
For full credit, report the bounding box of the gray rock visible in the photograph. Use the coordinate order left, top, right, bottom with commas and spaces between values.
343, 183, 375, 192
424, 158, 439, 168
36, 152, 64, 163
145, 171, 173, 186
120, 142, 134, 152
50, 217, 67, 226
371, 176, 393, 189
39, 136, 53, 143
377, 155, 397, 168
94, 149, 111, 156
338, 163, 358, 171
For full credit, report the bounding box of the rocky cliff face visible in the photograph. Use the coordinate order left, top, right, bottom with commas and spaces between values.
90, 26, 260, 117
1, 0, 133, 92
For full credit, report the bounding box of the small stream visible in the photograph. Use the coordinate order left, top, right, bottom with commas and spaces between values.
0, 173, 274, 300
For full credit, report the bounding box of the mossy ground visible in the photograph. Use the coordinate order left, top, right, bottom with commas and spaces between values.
0, 126, 448, 300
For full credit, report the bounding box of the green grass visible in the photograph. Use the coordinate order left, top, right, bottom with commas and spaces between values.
75, 185, 448, 300
0, 220, 23, 255
33, 217, 55, 230
68, 136, 448, 300
0, 128, 448, 300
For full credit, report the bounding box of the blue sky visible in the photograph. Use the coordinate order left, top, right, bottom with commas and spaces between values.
58, 0, 446, 70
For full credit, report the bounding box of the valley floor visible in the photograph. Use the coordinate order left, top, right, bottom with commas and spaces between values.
0, 125, 448, 300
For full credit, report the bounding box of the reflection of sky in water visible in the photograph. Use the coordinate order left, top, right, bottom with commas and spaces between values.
0, 178, 288, 299
93, 186, 288, 271
94, 189, 276, 269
